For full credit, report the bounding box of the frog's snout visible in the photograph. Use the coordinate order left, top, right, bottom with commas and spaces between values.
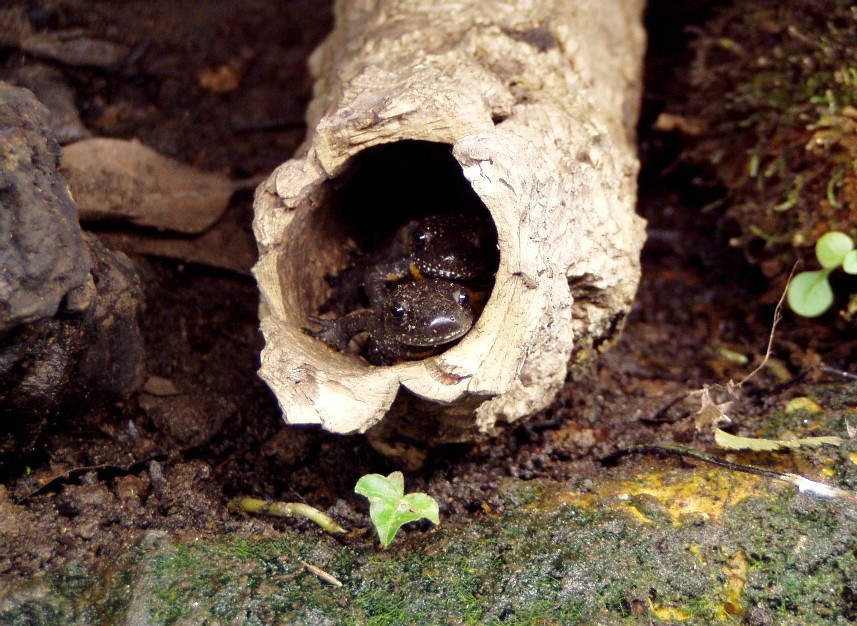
427, 314, 472, 339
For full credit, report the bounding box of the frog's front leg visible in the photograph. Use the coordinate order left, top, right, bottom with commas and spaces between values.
305, 312, 375, 352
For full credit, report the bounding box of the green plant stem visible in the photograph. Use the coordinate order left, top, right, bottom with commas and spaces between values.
230, 498, 346, 534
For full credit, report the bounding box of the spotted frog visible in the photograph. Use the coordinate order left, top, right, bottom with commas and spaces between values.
308, 278, 474, 365
367, 211, 498, 298
325, 212, 498, 313
308, 211, 496, 364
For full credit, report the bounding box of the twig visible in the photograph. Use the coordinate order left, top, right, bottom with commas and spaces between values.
301, 561, 343, 587
736, 263, 796, 387
229, 497, 347, 534
15, 454, 167, 503
818, 365, 857, 381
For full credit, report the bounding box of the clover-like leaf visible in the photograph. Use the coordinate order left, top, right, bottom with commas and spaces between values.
842, 249, 857, 274
815, 231, 854, 269
355, 471, 440, 547
786, 269, 834, 317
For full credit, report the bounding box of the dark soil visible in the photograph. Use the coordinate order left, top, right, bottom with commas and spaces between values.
1, 0, 853, 582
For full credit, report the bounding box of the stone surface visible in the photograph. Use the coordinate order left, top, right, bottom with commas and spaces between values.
0, 81, 90, 333
1, 64, 91, 144
0, 83, 144, 469
2, 467, 857, 625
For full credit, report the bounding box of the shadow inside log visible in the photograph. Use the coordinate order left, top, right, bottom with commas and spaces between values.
335, 140, 491, 246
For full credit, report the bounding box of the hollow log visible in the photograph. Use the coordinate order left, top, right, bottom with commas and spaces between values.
253, 0, 647, 464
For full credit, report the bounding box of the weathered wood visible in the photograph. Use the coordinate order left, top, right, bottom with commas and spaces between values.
253, 0, 647, 462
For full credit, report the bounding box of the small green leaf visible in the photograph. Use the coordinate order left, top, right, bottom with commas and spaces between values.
355, 471, 440, 547
714, 346, 749, 365
715, 428, 845, 451
842, 250, 857, 274
355, 471, 405, 501
402, 493, 440, 525
786, 269, 834, 317
815, 231, 854, 269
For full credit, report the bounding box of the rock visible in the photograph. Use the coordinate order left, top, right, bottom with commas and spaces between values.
71, 235, 145, 406
139, 392, 232, 449
0, 82, 90, 332
0, 83, 144, 470
1, 64, 91, 144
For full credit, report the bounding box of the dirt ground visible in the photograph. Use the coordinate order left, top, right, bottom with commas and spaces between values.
1, 0, 852, 582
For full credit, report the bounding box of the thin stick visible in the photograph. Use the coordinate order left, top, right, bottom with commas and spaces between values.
301, 561, 344, 587
818, 365, 857, 381
736, 263, 797, 387
229, 498, 346, 534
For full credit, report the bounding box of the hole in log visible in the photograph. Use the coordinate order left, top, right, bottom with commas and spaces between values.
300, 140, 499, 365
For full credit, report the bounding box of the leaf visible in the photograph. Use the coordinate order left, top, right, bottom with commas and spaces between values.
815, 231, 854, 269
694, 385, 734, 432
714, 428, 845, 451
61, 138, 239, 234
402, 492, 440, 525
786, 269, 834, 317
842, 250, 857, 274
355, 471, 440, 547
355, 471, 405, 502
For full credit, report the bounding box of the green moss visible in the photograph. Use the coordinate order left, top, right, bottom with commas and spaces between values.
5, 461, 857, 624
723, 492, 857, 625
677, 0, 857, 278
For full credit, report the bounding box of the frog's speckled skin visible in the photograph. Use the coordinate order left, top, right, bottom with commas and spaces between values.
309, 212, 496, 363
308, 278, 474, 365
322, 212, 498, 315
408, 212, 498, 281
364, 212, 497, 304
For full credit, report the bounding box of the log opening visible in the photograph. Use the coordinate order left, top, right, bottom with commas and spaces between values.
295, 140, 499, 365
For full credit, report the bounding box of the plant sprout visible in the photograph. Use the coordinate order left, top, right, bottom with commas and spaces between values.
787, 231, 857, 317
355, 471, 439, 547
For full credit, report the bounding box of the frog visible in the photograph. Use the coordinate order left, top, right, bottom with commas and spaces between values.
307, 278, 474, 365
378, 211, 498, 285
322, 211, 499, 315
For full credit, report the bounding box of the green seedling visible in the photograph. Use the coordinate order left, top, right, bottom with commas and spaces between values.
787, 231, 857, 317
355, 471, 439, 547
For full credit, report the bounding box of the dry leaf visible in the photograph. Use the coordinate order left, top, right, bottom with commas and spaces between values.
198, 64, 241, 93
198, 49, 254, 94
694, 384, 734, 431
20, 30, 130, 69
62, 138, 238, 234
653, 112, 705, 135
93, 207, 257, 275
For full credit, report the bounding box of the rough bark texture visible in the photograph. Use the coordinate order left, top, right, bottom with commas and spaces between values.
253, 0, 647, 460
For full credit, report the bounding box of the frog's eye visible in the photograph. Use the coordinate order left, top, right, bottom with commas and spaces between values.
412, 227, 432, 249
389, 302, 408, 318
454, 289, 469, 308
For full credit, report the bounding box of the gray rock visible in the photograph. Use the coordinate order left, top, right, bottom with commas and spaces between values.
2, 64, 91, 144
0, 82, 90, 332
0, 83, 144, 468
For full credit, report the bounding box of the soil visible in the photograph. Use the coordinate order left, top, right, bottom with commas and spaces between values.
1, 0, 853, 583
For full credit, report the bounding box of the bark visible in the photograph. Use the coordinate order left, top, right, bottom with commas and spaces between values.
253, 0, 647, 463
